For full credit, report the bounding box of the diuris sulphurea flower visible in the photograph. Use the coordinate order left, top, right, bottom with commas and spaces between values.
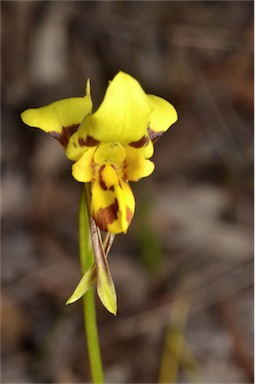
21, 72, 177, 234
21, 71, 177, 313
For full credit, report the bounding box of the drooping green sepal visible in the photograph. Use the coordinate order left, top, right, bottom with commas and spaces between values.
96, 253, 117, 315
66, 264, 97, 305
66, 230, 116, 311
90, 219, 117, 315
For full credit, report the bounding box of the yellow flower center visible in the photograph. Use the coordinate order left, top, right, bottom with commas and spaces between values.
94, 142, 126, 165
92, 142, 126, 191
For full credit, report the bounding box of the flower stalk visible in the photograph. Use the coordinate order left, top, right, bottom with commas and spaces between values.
79, 185, 104, 383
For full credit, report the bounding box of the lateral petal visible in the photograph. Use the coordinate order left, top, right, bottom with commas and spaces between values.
72, 148, 96, 183
147, 94, 178, 143
21, 88, 92, 148
124, 146, 155, 181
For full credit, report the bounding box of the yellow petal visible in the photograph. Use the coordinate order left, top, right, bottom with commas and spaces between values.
100, 164, 120, 189
21, 83, 92, 148
108, 181, 135, 234
147, 94, 178, 142
66, 72, 153, 160
72, 148, 96, 182
124, 146, 155, 181
66, 125, 101, 161
91, 165, 135, 234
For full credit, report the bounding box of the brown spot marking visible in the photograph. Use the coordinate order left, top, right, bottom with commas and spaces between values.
129, 135, 149, 148
122, 161, 128, 182
94, 199, 119, 231
147, 127, 164, 143
126, 207, 134, 225
98, 164, 118, 191
78, 135, 100, 147
99, 164, 107, 191
49, 124, 79, 148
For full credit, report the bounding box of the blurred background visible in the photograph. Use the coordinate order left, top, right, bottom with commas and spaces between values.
1, 1, 253, 383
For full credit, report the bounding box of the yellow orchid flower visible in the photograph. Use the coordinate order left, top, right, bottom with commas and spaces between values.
21, 71, 177, 235
21, 72, 178, 314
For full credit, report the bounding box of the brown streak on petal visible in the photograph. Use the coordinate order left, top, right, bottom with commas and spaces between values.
126, 207, 133, 225
78, 135, 100, 147
49, 124, 79, 148
122, 161, 128, 182
147, 127, 164, 143
99, 164, 119, 191
99, 164, 108, 191
94, 199, 119, 231
129, 135, 149, 148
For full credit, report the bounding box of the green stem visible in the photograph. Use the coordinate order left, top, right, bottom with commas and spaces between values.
79, 185, 104, 384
